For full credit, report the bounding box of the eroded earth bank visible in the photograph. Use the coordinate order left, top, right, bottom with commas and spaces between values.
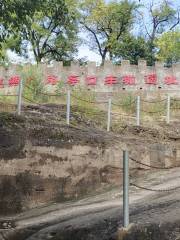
0, 104, 180, 240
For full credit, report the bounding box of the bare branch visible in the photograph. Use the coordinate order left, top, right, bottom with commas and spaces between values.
80, 22, 103, 57
169, 10, 180, 30
135, 9, 151, 39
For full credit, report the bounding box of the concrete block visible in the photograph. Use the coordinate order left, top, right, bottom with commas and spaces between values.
117, 224, 136, 240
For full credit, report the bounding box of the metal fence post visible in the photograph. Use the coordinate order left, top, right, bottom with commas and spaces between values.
123, 150, 129, 228
17, 79, 23, 115
107, 98, 112, 132
66, 90, 71, 125
136, 96, 140, 126
166, 95, 170, 124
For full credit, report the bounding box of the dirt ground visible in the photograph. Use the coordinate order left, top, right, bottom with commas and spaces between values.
1, 104, 180, 239
2, 103, 180, 148
0, 166, 180, 240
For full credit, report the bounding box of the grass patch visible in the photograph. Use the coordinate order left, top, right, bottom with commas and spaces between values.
70, 87, 107, 129
112, 93, 136, 113
0, 112, 24, 127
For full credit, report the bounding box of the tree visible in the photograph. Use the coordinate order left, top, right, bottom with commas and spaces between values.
156, 31, 180, 65
138, 0, 180, 65
79, 0, 137, 65
0, 0, 79, 63
112, 35, 152, 65
0, 0, 18, 60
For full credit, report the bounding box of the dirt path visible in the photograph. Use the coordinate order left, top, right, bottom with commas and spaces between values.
1, 167, 180, 240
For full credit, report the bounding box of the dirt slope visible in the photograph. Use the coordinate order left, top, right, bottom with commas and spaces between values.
1, 104, 180, 239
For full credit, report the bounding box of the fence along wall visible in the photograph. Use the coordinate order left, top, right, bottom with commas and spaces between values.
0, 60, 180, 93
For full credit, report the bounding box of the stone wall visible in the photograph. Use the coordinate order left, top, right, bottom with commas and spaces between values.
0, 60, 180, 95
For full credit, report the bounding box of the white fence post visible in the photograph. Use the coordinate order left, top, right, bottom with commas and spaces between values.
107, 98, 112, 132
166, 95, 171, 124
136, 96, 140, 126
123, 150, 129, 228
66, 90, 71, 125
17, 79, 23, 115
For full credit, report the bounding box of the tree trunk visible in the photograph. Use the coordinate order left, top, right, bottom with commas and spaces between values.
101, 57, 106, 66
101, 48, 108, 66
109, 51, 113, 61
33, 49, 42, 63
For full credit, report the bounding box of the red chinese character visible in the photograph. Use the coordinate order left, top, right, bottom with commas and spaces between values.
164, 76, 178, 85
8, 75, 20, 87
46, 75, 58, 85
0, 78, 4, 88
68, 75, 79, 85
86, 76, 97, 85
145, 74, 157, 85
122, 75, 136, 85
104, 76, 117, 85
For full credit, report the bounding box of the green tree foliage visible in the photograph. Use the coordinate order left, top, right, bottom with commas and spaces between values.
0, 0, 179, 65
79, 0, 137, 65
112, 35, 152, 65
0, 0, 79, 63
156, 31, 180, 65
0, 0, 19, 60
138, 0, 179, 65
114, 1, 180, 66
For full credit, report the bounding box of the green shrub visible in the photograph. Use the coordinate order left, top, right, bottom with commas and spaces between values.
19, 65, 48, 103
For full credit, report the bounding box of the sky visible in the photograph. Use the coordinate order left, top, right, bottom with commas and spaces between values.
78, 0, 180, 62
7, 0, 180, 64
78, 45, 102, 62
